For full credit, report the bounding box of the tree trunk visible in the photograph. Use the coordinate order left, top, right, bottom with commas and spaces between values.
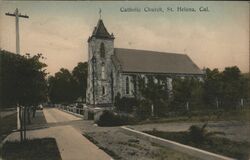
32, 107, 36, 118
28, 107, 31, 124
19, 106, 23, 142
23, 106, 26, 140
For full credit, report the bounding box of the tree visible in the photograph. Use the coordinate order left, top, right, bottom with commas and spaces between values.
172, 77, 203, 110
203, 68, 223, 107
0, 50, 48, 141
137, 75, 170, 117
221, 66, 247, 108
72, 62, 88, 102
48, 68, 78, 104
203, 66, 248, 109
0, 51, 47, 107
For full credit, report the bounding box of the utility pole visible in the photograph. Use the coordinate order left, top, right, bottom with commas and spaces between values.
5, 8, 29, 54
5, 8, 29, 142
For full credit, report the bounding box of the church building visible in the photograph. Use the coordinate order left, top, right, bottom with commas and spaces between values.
86, 18, 203, 107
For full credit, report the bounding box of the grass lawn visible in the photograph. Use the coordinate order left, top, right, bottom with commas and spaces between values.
144, 130, 250, 160
137, 108, 250, 125
0, 113, 17, 142
1, 138, 61, 160
150, 143, 202, 160
84, 133, 202, 160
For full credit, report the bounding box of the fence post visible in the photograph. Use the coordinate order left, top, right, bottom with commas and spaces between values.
240, 98, 244, 109
151, 104, 154, 117
186, 102, 189, 111
216, 98, 219, 109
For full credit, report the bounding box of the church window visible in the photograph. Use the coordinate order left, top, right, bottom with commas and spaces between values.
126, 76, 130, 94
102, 86, 105, 95
100, 43, 105, 58
101, 63, 105, 79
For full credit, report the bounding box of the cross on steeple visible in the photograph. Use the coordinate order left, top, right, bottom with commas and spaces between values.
99, 8, 102, 19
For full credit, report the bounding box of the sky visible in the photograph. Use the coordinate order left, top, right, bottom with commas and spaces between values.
0, 1, 249, 75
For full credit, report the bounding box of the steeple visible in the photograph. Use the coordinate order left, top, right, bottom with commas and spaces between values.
88, 19, 115, 42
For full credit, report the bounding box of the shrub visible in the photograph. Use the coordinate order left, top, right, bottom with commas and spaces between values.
115, 96, 137, 113
96, 110, 134, 127
188, 123, 225, 145
136, 99, 151, 120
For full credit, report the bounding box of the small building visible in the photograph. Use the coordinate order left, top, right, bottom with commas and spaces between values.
86, 18, 203, 107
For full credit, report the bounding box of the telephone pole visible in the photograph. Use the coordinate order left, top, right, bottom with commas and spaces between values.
5, 8, 29, 141
5, 8, 29, 54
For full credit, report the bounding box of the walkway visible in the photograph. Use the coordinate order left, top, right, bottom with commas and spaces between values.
43, 108, 81, 123
5, 108, 112, 160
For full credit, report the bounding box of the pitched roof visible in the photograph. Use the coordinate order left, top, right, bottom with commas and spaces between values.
114, 48, 203, 75
90, 19, 114, 40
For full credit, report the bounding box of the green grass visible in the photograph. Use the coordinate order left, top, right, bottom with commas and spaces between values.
1, 138, 61, 160
0, 113, 17, 142
145, 130, 250, 160
83, 133, 122, 160
150, 144, 202, 160
137, 108, 250, 125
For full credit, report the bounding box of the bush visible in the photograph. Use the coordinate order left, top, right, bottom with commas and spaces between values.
136, 99, 151, 120
115, 96, 137, 113
188, 123, 225, 145
96, 110, 134, 127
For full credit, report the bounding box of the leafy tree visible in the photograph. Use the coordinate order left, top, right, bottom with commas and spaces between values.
0, 50, 47, 107
172, 77, 203, 110
48, 62, 88, 104
72, 62, 88, 102
48, 68, 78, 104
0, 50, 48, 141
137, 75, 170, 117
203, 68, 223, 106
220, 66, 248, 108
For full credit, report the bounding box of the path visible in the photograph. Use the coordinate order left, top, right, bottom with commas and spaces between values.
5, 108, 112, 160
43, 108, 81, 123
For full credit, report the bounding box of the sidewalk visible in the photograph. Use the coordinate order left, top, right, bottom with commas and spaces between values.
4, 108, 112, 160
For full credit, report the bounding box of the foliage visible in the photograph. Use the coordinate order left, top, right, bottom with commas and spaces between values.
115, 94, 137, 113
96, 110, 134, 126
145, 129, 250, 160
48, 68, 78, 103
188, 123, 225, 144
137, 75, 170, 117
134, 66, 249, 119
136, 99, 151, 120
48, 62, 88, 104
172, 77, 203, 110
203, 66, 248, 109
203, 68, 223, 106
72, 62, 88, 102
0, 50, 48, 107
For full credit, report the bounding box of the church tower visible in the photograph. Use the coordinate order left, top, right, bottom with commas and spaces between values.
86, 18, 115, 106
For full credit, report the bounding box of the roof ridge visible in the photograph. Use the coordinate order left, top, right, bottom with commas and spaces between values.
114, 48, 186, 56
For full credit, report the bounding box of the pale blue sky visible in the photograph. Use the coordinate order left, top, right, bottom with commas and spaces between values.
0, 1, 249, 74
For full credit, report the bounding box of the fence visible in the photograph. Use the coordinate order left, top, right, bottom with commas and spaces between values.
57, 105, 85, 117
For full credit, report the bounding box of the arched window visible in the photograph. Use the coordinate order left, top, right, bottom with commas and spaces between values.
102, 86, 105, 95
126, 76, 130, 94
101, 63, 105, 79
100, 43, 105, 58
